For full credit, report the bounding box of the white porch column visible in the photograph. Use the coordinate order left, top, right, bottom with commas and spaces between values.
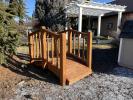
117, 11, 122, 33
97, 15, 102, 36
65, 14, 68, 39
78, 7, 83, 32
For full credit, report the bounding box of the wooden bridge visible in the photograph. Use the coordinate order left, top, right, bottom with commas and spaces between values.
28, 27, 92, 85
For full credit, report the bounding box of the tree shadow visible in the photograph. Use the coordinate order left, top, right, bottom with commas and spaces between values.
92, 48, 118, 73
1, 46, 133, 85
16, 53, 30, 62
92, 47, 133, 78
2, 54, 59, 85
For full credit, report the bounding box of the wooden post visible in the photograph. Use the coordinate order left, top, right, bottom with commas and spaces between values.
82, 36, 85, 60
73, 33, 76, 55
78, 34, 80, 57
68, 30, 72, 54
51, 36, 54, 64
41, 31, 47, 60
54, 33, 58, 56
87, 32, 92, 69
60, 33, 66, 86
30, 35, 34, 63
47, 35, 49, 62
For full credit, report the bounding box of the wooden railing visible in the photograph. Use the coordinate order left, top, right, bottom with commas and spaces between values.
59, 29, 92, 68
28, 27, 92, 85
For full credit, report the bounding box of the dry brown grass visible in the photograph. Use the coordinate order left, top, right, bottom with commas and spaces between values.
93, 44, 116, 49
17, 46, 29, 54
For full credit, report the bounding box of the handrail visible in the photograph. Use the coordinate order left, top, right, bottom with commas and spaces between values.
29, 27, 60, 38
57, 29, 87, 36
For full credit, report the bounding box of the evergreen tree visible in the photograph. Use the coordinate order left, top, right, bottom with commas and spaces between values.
0, 1, 26, 64
35, 0, 73, 31
9, 0, 26, 24
35, 0, 90, 31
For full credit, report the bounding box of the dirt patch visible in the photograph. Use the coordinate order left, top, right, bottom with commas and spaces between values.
0, 65, 29, 99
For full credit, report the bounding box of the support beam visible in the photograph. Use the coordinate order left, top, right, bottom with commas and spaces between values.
97, 15, 102, 36
78, 7, 83, 32
117, 11, 122, 33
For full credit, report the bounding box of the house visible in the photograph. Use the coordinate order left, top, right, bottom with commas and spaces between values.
98, 0, 133, 37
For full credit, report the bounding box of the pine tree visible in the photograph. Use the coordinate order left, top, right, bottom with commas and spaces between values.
35, 0, 91, 31
9, 0, 26, 24
35, 0, 73, 31
0, 1, 26, 64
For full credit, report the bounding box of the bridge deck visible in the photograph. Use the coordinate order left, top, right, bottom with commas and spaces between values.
33, 57, 92, 85
65, 58, 92, 85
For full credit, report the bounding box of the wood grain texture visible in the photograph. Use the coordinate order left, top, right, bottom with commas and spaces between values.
87, 32, 92, 70
28, 28, 92, 86
60, 33, 66, 86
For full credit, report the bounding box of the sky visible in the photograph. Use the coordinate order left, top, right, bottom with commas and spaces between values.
25, 0, 35, 17
25, 0, 113, 17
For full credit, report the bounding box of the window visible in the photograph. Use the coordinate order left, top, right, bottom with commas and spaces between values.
107, 23, 113, 29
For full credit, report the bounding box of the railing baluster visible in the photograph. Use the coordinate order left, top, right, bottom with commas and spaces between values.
38, 32, 41, 59
51, 36, 54, 64
56, 39, 59, 67
73, 33, 75, 55
40, 32, 42, 58
33, 35, 35, 59
78, 34, 80, 57
47, 35, 49, 62
29, 35, 34, 62
34, 34, 37, 58
82, 36, 85, 60
58, 38, 60, 55
41, 31, 47, 61
68, 30, 72, 54
35, 33, 37, 58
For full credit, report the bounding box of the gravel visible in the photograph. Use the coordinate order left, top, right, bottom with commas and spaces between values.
11, 67, 133, 100
1, 46, 133, 100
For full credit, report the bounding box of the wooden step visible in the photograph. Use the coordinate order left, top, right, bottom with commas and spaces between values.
65, 58, 92, 85
66, 68, 92, 85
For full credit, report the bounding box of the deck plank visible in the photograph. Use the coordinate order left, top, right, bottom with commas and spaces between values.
32, 57, 92, 85
66, 58, 92, 85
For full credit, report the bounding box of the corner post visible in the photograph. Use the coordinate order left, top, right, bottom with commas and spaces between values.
60, 33, 66, 86
87, 31, 92, 69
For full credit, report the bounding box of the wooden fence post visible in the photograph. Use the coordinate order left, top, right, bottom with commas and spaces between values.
87, 31, 92, 69
68, 30, 72, 54
60, 33, 66, 86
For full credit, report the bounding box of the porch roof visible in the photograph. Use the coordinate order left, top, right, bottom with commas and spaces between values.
65, 1, 126, 16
